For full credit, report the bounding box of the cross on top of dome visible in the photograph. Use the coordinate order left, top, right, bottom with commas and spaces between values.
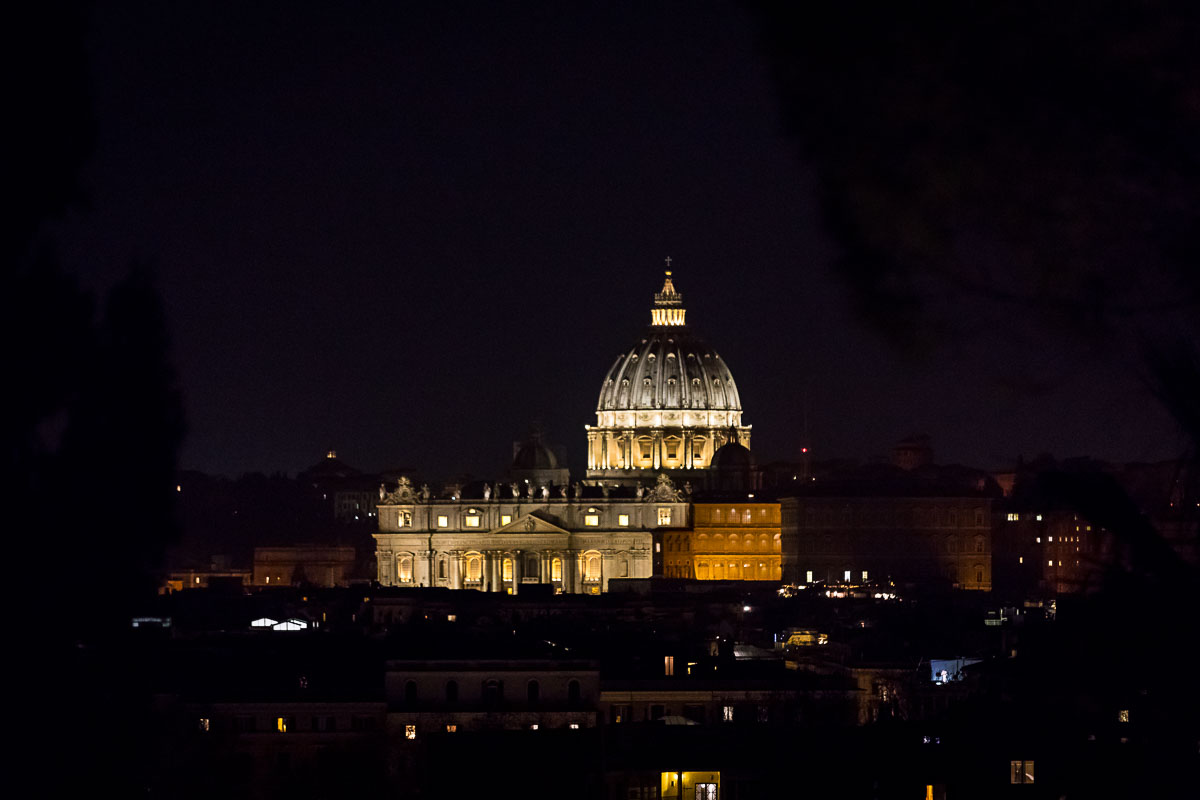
652, 261, 686, 326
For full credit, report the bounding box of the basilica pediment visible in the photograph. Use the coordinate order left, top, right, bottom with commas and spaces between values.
491, 513, 570, 536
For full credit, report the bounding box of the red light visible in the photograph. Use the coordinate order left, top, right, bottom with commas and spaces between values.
801, 447, 808, 454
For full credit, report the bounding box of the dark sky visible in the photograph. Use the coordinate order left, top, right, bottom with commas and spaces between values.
50, 0, 1187, 480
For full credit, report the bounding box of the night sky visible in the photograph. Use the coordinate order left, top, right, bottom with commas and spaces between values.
50, 1, 1187, 480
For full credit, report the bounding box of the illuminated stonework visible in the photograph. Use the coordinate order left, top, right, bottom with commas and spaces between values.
586, 269, 751, 483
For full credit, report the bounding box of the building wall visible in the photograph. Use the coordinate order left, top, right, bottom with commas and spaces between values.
662, 501, 782, 581
252, 546, 357, 587
781, 497, 993, 590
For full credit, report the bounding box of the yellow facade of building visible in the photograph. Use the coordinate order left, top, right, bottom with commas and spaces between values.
663, 501, 782, 581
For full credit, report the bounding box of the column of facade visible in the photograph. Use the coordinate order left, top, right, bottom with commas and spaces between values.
563, 549, 576, 594
586, 430, 598, 470
652, 430, 662, 469
511, 549, 522, 594
600, 431, 609, 469
377, 550, 394, 585
601, 549, 614, 593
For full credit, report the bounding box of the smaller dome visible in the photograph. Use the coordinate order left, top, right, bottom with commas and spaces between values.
712, 440, 752, 470
513, 441, 558, 470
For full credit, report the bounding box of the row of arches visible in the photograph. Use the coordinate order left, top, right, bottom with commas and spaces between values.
393, 550, 611, 587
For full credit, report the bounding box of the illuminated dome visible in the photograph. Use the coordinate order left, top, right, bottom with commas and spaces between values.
586, 268, 750, 481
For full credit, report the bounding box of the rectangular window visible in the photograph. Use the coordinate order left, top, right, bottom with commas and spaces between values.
862, 570, 869, 582
465, 515, 480, 528
500, 514, 512, 526
405, 725, 417, 740
1007, 513, 1019, 521
436, 515, 449, 528
446, 724, 457, 733
806, 570, 813, 583
1010, 760, 1035, 784
197, 718, 210, 732
658, 508, 672, 526
585, 514, 599, 526
611, 704, 631, 724
276, 716, 292, 733
618, 514, 630, 526
655, 542, 661, 553
664, 656, 675, 676
844, 570, 851, 582
398, 510, 412, 527
722, 705, 734, 722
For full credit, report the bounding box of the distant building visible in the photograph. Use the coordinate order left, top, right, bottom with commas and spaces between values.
253, 545, 357, 588
780, 464, 998, 590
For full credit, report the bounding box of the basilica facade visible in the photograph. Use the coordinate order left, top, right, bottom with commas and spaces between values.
374, 474, 689, 593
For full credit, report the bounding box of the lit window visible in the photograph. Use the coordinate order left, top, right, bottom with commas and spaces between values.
844, 570, 851, 582
437, 515, 449, 528
1007, 513, 1019, 521
398, 556, 413, 583
862, 570, 869, 582
1048, 536, 1053, 542
569, 723, 580, 730
658, 508, 672, 526
276, 716, 292, 733
466, 556, 482, 583
584, 554, 601, 582
655, 542, 661, 553
1035, 514, 1043, 521
530, 724, 539, 730
500, 514, 512, 526
1118, 709, 1129, 723
398, 510, 412, 527
405, 725, 416, 740
198, 718, 210, 732
664, 656, 675, 676
1019, 557, 1024, 564
723, 705, 734, 722
806, 570, 813, 583
502, 558, 513, 582
1010, 760, 1035, 784
618, 514, 630, 526
1048, 560, 1054, 567
584, 514, 599, 526
551, 558, 562, 581
465, 515, 480, 528
446, 724, 457, 733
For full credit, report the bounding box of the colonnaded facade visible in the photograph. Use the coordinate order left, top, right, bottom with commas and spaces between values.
374, 474, 689, 594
